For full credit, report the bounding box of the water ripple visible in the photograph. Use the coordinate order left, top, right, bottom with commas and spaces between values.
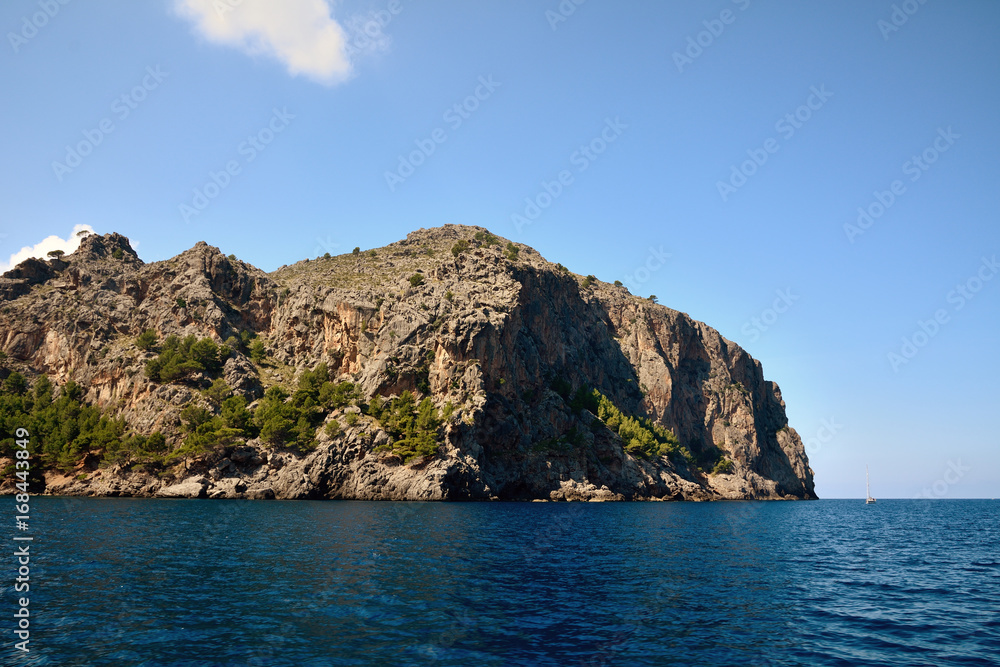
1, 498, 996, 666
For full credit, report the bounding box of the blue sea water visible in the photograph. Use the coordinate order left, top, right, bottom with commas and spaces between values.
2, 498, 998, 666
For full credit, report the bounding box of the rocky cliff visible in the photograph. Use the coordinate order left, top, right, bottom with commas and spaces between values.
0, 226, 815, 501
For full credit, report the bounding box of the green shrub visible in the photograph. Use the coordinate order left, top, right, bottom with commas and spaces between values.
254, 386, 319, 452
291, 362, 361, 412
288, 364, 361, 443
145, 335, 223, 383
352, 247, 360, 255
173, 402, 246, 459
4, 372, 28, 395
179, 404, 213, 431
318, 380, 360, 410
592, 390, 685, 461
414, 350, 434, 394
372, 391, 441, 463
203, 378, 231, 405
712, 458, 734, 475
190, 338, 219, 367
221, 395, 253, 432
176, 297, 186, 309
569, 385, 599, 413
367, 394, 384, 418
614, 280, 623, 287
504, 242, 519, 261
112, 248, 124, 260
445, 290, 454, 302
239, 330, 256, 350
408, 273, 425, 287
145, 432, 167, 452
581, 275, 596, 289
249, 339, 266, 363
297, 362, 329, 395
345, 412, 359, 427
451, 240, 470, 257
136, 329, 158, 351
474, 231, 498, 245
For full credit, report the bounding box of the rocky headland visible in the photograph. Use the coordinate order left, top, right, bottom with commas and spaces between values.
0, 226, 815, 501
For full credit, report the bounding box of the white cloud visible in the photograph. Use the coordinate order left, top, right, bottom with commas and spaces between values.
174, 0, 352, 85
0, 224, 95, 274
342, 10, 393, 57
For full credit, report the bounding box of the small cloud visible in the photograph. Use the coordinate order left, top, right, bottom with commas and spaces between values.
0, 224, 95, 274
341, 11, 394, 58
174, 0, 352, 85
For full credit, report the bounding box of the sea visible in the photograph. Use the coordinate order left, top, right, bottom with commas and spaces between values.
2, 498, 997, 666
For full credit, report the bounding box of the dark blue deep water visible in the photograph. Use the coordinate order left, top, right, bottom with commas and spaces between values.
2, 498, 998, 666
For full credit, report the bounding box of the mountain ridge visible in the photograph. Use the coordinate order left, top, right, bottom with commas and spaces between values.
0, 226, 816, 501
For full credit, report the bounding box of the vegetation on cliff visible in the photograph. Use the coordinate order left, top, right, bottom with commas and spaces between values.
0, 362, 458, 478
367, 391, 447, 463
592, 390, 690, 462
145, 334, 228, 382
0, 373, 165, 474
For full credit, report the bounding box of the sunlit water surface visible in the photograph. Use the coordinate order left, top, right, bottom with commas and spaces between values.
3, 498, 997, 666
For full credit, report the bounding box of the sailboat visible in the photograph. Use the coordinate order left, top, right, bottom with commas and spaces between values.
866, 465, 876, 504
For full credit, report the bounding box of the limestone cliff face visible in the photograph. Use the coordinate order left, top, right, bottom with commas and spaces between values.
0, 227, 815, 501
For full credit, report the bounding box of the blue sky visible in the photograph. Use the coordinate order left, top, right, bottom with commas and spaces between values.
1, 0, 997, 498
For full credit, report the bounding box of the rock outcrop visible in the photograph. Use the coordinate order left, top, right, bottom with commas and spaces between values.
0, 226, 816, 501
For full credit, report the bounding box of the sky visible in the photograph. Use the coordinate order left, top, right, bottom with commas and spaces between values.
1, 0, 997, 499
